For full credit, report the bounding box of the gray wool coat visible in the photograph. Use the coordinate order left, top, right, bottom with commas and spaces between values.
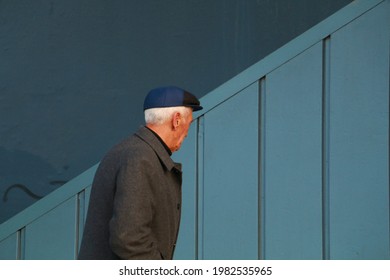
78, 126, 182, 260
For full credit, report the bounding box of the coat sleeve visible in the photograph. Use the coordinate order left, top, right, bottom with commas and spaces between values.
108, 155, 162, 260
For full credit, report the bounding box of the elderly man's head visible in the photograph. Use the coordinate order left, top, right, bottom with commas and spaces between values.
143, 86, 202, 152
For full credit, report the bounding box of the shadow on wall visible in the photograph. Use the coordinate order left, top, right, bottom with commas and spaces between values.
0, 147, 68, 224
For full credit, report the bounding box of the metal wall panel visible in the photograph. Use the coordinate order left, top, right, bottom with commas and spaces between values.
173, 124, 198, 259
264, 42, 324, 259
0, 233, 17, 260
0, 0, 388, 261
201, 83, 259, 259
24, 197, 77, 259
329, 3, 390, 259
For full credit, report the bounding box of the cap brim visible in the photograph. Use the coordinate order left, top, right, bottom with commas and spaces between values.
190, 105, 203, 112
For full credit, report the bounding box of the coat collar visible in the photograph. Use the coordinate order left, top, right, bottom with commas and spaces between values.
135, 126, 182, 172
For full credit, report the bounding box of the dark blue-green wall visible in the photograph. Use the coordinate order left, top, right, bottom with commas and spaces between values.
0, 0, 352, 223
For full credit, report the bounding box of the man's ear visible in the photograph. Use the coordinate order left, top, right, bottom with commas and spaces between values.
172, 112, 181, 130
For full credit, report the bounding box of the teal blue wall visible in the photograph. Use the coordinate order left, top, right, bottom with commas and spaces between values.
173, 0, 390, 260
0, 0, 352, 224
1, 0, 388, 260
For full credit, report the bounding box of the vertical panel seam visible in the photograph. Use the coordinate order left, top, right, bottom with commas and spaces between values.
322, 35, 331, 260
196, 116, 205, 260
195, 118, 199, 260
388, 12, 390, 257
194, 118, 199, 260
74, 193, 80, 259
16, 227, 25, 260
258, 77, 266, 260
74, 191, 85, 259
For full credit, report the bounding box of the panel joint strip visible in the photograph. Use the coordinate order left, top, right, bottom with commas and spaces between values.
196, 116, 205, 260
322, 35, 331, 260
16, 227, 25, 260
258, 77, 266, 260
74, 191, 85, 259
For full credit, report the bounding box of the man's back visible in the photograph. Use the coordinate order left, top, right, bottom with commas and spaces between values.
78, 127, 182, 259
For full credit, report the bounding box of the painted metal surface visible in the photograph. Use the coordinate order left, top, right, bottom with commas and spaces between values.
24, 198, 77, 260
0, 233, 17, 260
202, 84, 259, 260
328, 2, 390, 259
263, 42, 324, 259
173, 124, 198, 260
0, 0, 388, 260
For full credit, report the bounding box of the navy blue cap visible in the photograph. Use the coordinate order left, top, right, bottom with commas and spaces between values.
144, 86, 203, 111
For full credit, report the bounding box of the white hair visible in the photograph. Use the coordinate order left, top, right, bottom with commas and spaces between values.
144, 106, 192, 125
